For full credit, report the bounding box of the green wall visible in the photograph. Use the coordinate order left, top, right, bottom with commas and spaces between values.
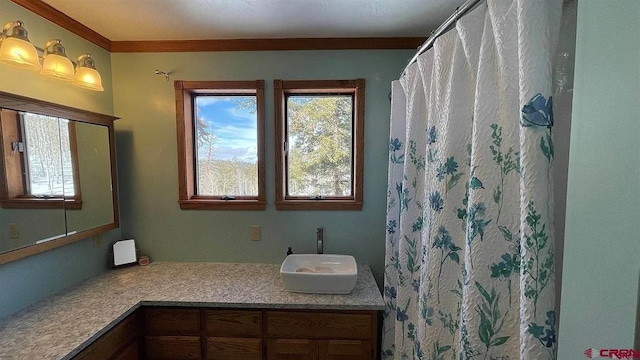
0, 0, 120, 319
558, 0, 640, 357
111, 50, 412, 286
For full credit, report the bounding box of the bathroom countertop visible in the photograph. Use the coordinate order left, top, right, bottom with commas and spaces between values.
0, 262, 384, 360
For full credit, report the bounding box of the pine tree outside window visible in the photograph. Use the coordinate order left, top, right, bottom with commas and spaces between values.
274, 79, 365, 210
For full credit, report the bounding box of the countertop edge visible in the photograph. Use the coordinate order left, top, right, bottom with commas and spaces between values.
138, 300, 386, 311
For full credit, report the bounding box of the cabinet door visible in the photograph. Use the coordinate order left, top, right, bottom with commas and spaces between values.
204, 310, 261, 338
144, 335, 201, 360
266, 311, 372, 340
73, 312, 141, 360
206, 337, 261, 360
144, 307, 200, 336
319, 340, 371, 360
267, 339, 318, 360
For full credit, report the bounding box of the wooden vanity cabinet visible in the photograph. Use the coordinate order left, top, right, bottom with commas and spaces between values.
73, 306, 378, 360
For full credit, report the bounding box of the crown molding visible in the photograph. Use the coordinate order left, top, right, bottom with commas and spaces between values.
110, 37, 425, 52
10, 0, 111, 51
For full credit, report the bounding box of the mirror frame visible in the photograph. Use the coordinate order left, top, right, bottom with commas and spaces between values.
0, 91, 119, 265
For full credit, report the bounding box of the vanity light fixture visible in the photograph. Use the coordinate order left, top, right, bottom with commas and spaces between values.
0, 21, 41, 70
73, 54, 104, 91
40, 39, 74, 81
0, 20, 104, 91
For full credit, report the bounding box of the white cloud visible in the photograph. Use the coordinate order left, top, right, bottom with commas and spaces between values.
215, 125, 256, 142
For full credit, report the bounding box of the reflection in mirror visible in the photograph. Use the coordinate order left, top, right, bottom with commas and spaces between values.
0, 111, 81, 206
23, 115, 79, 199
0, 204, 66, 253
0, 90, 118, 264
65, 122, 114, 234
0, 110, 68, 252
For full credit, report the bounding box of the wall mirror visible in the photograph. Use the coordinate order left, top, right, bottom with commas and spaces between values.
0, 91, 118, 264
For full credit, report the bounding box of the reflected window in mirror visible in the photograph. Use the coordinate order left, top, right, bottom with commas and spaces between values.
0, 109, 81, 209
23, 114, 76, 196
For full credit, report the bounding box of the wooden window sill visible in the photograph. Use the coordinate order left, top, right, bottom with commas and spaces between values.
275, 200, 362, 211
178, 199, 265, 210
0, 198, 82, 209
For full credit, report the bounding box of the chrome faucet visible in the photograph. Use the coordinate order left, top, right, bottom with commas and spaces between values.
316, 227, 324, 254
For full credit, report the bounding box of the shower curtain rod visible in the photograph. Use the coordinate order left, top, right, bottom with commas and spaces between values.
401, 0, 484, 77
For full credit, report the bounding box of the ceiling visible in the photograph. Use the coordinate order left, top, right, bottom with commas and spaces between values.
40, 0, 462, 41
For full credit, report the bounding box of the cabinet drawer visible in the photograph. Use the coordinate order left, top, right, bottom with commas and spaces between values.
266, 311, 372, 340
144, 307, 200, 336
144, 336, 201, 359
204, 310, 261, 337
206, 337, 262, 360
73, 313, 140, 360
319, 340, 371, 360
267, 339, 317, 359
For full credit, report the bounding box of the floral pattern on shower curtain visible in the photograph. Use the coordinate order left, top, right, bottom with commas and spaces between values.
383, 1, 562, 359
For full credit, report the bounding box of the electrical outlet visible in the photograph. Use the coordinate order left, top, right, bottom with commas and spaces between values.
8, 224, 18, 238
251, 225, 260, 241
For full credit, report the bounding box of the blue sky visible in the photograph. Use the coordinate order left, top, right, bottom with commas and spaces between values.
195, 96, 257, 163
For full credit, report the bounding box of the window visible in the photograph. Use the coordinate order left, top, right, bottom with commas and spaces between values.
274, 79, 365, 210
0, 109, 81, 209
175, 80, 265, 210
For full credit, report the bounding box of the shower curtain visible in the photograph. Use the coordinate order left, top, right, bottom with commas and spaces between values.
383, 1, 562, 359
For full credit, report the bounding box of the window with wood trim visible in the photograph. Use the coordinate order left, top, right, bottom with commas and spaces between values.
0, 109, 82, 209
175, 80, 265, 210
274, 79, 365, 210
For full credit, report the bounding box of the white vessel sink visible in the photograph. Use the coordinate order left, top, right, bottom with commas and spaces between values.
280, 254, 358, 294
